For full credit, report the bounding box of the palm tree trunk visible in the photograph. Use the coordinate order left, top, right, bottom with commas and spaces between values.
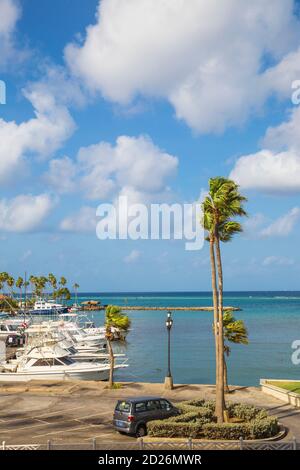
107, 338, 114, 388
215, 235, 225, 423
209, 237, 221, 421
224, 354, 229, 393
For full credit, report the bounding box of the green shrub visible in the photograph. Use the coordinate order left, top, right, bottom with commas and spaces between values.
251, 417, 279, 439
147, 400, 278, 440
147, 421, 204, 438
202, 422, 252, 440
226, 403, 268, 421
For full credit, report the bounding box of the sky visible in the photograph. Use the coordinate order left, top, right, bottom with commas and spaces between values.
1, 0, 300, 292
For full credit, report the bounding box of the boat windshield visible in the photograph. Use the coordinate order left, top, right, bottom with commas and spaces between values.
8, 325, 19, 331
60, 357, 74, 365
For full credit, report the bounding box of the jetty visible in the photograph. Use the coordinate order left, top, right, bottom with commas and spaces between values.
112, 306, 241, 312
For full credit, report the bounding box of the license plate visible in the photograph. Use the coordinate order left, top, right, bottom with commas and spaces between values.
115, 420, 126, 427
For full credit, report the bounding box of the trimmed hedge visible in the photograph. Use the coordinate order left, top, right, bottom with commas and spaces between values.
147, 401, 279, 440
202, 417, 278, 440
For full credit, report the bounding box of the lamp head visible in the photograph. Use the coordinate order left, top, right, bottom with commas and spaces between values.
165, 311, 173, 330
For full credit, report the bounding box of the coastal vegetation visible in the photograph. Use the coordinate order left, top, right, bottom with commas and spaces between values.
0, 272, 72, 311
147, 400, 278, 440
202, 177, 247, 423
105, 305, 131, 388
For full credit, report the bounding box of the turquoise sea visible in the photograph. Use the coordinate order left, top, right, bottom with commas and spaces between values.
74, 292, 300, 386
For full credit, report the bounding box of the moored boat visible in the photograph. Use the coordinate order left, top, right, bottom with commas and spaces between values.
0, 344, 127, 381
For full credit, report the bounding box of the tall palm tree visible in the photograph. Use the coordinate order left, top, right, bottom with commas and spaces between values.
202, 177, 247, 423
105, 305, 131, 388
223, 310, 248, 393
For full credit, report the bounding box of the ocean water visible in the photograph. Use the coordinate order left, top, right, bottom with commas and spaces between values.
74, 292, 300, 386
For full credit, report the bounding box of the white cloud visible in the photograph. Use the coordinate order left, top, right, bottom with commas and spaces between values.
260, 207, 300, 238
0, 82, 75, 183
0, 0, 21, 69
262, 256, 295, 267
0, 194, 54, 232
78, 135, 178, 200
65, 0, 300, 133
262, 106, 300, 152
243, 213, 267, 239
230, 107, 300, 193
60, 206, 97, 233
46, 135, 178, 201
57, 135, 177, 234
230, 149, 300, 192
123, 249, 141, 263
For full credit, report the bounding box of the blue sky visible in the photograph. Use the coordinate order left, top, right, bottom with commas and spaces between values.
1, 0, 300, 291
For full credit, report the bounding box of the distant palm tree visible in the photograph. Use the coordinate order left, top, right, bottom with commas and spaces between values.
59, 276, 67, 287
6, 275, 15, 295
0, 272, 9, 294
73, 283, 80, 305
223, 310, 249, 393
16, 276, 24, 305
105, 305, 131, 388
202, 177, 247, 423
48, 273, 57, 298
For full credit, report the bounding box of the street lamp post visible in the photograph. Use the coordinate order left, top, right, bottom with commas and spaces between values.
164, 311, 174, 390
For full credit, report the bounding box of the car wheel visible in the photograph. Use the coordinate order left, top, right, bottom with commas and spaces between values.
136, 424, 147, 438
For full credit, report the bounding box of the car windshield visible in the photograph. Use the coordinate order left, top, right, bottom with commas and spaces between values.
116, 401, 131, 412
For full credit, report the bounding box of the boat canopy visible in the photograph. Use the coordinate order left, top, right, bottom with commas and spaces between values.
26, 345, 70, 359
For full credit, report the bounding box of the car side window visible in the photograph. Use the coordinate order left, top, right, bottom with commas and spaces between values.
135, 402, 147, 412
160, 400, 172, 411
146, 400, 161, 411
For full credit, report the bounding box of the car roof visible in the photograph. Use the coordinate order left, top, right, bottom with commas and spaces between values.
118, 396, 167, 403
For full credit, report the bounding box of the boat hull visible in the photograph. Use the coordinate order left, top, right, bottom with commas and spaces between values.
28, 307, 69, 315
0, 368, 110, 382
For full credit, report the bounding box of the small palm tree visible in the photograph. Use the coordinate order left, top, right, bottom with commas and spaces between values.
223, 310, 249, 393
105, 305, 131, 388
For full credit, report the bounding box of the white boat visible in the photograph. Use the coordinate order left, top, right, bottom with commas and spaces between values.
68, 304, 80, 313
0, 344, 127, 382
59, 313, 129, 340
29, 299, 68, 315
27, 319, 106, 349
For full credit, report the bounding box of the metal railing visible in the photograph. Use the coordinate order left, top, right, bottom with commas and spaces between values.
1, 437, 298, 451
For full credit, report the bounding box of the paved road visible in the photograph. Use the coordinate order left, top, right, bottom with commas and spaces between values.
0, 381, 299, 446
